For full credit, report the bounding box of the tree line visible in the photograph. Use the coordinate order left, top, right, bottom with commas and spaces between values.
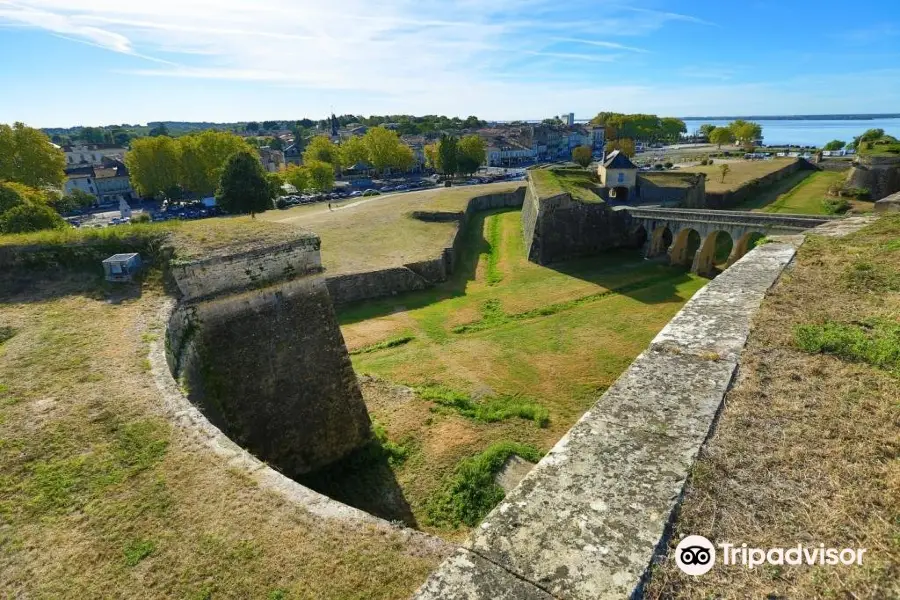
699, 121, 764, 150
590, 113, 687, 144
423, 134, 487, 177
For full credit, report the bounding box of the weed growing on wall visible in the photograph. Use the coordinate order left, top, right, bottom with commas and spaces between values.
425, 441, 543, 528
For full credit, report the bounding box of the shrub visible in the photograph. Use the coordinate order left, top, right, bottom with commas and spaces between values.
822, 196, 851, 215
664, 161, 673, 169
653, 163, 664, 170
841, 186, 870, 200
425, 442, 543, 527
132, 213, 151, 223
0, 202, 66, 234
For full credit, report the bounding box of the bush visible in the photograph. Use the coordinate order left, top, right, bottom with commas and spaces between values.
841, 186, 870, 200
131, 213, 151, 223
425, 442, 543, 527
664, 161, 673, 169
0, 202, 67, 234
822, 196, 851, 215
653, 163, 664, 170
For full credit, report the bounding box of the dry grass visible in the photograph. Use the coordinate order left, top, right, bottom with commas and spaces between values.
682, 158, 798, 193
260, 182, 522, 274
0, 272, 444, 599
645, 215, 900, 599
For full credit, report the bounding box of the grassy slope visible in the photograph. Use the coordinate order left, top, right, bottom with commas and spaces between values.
682, 158, 798, 193
261, 182, 523, 274
645, 215, 900, 599
529, 169, 603, 203
337, 209, 708, 536
734, 170, 874, 215
0, 273, 442, 599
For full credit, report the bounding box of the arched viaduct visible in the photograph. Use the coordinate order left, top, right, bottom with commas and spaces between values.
622, 207, 834, 276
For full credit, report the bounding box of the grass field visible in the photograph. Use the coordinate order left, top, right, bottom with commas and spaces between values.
325, 208, 709, 536
645, 215, 900, 599
682, 158, 798, 193
529, 169, 603, 203
0, 272, 444, 599
260, 182, 523, 273
733, 170, 875, 215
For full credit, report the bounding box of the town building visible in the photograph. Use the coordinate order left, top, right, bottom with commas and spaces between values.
597, 150, 638, 202
63, 160, 134, 204
258, 147, 285, 172
62, 144, 127, 167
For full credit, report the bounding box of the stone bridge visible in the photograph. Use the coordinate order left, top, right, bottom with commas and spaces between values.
622, 207, 835, 276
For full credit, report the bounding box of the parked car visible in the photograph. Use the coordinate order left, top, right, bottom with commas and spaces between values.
362, 189, 381, 197
348, 191, 363, 198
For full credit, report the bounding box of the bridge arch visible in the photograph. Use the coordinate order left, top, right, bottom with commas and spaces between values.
728, 231, 767, 266
669, 227, 702, 268
692, 230, 734, 277
628, 224, 648, 249
646, 224, 673, 258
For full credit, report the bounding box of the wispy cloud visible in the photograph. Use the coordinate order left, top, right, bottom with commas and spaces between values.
0, 0, 710, 95
554, 37, 649, 53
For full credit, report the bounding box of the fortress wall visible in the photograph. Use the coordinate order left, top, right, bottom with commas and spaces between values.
326, 187, 526, 305
636, 172, 707, 207
166, 238, 371, 476
847, 154, 900, 200
523, 179, 632, 265
703, 158, 817, 209
412, 240, 801, 600
171, 237, 322, 302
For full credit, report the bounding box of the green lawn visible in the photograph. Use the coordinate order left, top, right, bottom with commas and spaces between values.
529, 168, 604, 203
326, 208, 708, 537
735, 170, 874, 215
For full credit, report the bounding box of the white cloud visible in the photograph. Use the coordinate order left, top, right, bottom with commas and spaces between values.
0, 0, 707, 97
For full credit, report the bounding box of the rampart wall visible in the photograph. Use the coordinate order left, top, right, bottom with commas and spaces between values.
326, 188, 526, 305
847, 154, 900, 200
703, 158, 817, 209
636, 172, 707, 207
166, 233, 371, 476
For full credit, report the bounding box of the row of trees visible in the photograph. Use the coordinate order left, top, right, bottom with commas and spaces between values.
423, 134, 487, 177
301, 127, 417, 176
590, 113, 687, 144
124, 131, 255, 198
699, 121, 764, 150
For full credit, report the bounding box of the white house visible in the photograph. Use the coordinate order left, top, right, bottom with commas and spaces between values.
63, 144, 127, 167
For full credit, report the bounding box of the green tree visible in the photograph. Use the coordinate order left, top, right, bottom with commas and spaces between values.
457, 135, 486, 175
0, 122, 66, 188
215, 150, 273, 216
246, 122, 260, 132
424, 143, 439, 171
148, 123, 169, 137
699, 124, 717, 137
0, 202, 66, 233
282, 164, 311, 192
660, 117, 687, 142
340, 135, 369, 168
303, 135, 340, 167
604, 138, 636, 157
709, 127, 735, 149
305, 160, 336, 191
719, 163, 731, 183
178, 131, 254, 197
362, 126, 413, 175
571, 145, 593, 168
262, 121, 280, 131
823, 140, 847, 151
50, 188, 95, 214
125, 136, 181, 198
268, 136, 284, 151
437, 134, 458, 178
728, 120, 762, 150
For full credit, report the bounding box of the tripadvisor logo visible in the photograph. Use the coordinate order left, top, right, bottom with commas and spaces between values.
674, 535, 868, 575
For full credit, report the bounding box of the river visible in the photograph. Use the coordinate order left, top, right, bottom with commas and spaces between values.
681, 117, 900, 147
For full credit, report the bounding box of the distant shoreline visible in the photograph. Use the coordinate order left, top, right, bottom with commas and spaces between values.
680, 114, 900, 121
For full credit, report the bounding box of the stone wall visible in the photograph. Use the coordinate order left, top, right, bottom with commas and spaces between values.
166, 238, 371, 475
171, 236, 322, 302
326, 188, 525, 305
704, 158, 817, 209
523, 176, 634, 265
412, 241, 801, 600
846, 154, 900, 200
636, 172, 706, 207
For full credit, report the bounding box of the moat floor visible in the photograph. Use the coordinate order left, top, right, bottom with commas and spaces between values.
330, 208, 709, 537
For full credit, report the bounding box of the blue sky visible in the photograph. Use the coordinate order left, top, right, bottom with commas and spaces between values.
1, 0, 899, 127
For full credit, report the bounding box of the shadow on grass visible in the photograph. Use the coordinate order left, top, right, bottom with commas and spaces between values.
336, 207, 513, 325
296, 442, 418, 527
731, 169, 814, 211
